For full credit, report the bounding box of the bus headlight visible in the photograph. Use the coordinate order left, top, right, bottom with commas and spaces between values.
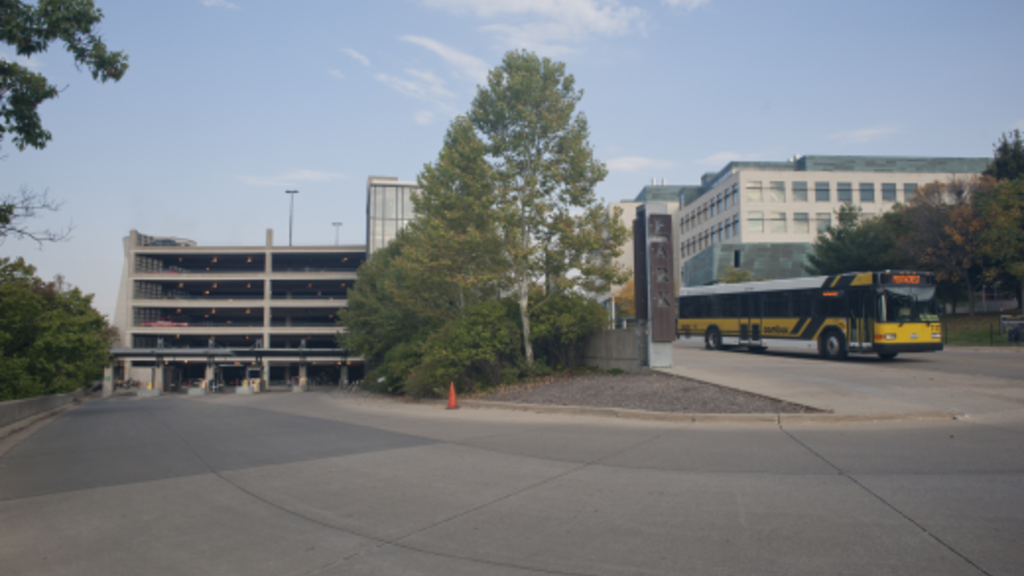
883, 334, 896, 340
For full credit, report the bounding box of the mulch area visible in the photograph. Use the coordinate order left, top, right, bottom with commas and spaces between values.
463, 371, 821, 414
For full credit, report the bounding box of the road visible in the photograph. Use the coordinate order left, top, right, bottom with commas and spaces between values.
2, 385, 1022, 576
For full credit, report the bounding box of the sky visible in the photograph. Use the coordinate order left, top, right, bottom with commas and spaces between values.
2, 0, 1022, 318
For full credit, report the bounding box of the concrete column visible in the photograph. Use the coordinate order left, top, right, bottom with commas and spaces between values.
261, 358, 270, 391
103, 366, 114, 398
154, 363, 164, 392
205, 363, 215, 384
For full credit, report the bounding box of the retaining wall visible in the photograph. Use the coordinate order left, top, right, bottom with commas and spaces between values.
0, 390, 84, 430
583, 329, 641, 372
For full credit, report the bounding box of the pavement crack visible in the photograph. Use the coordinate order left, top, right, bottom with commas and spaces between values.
778, 422, 995, 576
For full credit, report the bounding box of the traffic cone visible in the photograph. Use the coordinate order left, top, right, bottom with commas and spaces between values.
446, 382, 459, 410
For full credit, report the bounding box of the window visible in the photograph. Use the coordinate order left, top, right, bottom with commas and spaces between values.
724, 191, 730, 209
770, 211, 787, 233
717, 193, 723, 213
904, 183, 918, 202
748, 211, 764, 233
717, 222, 724, 242
731, 184, 740, 206
859, 182, 875, 203
764, 292, 790, 317
710, 200, 716, 218
815, 182, 831, 202
769, 181, 786, 202
710, 227, 715, 245
794, 212, 810, 233
792, 181, 808, 202
816, 212, 831, 233
725, 218, 732, 238
882, 183, 897, 202
838, 182, 853, 203
732, 214, 740, 236
746, 181, 763, 202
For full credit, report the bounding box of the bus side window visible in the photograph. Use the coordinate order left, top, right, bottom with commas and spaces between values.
722, 294, 738, 317
751, 295, 762, 318
764, 292, 787, 317
795, 290, 814, 317
739, 295, 749, 317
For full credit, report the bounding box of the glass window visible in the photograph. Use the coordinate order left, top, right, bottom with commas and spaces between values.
732, 214, 739, 236
731, 184, 739, 206
717, 222, 724, 242
770, 211, 787, 233
904, 183, 918, 202
724, 191, 730, 210
859, 183, 875, 203
769, 181, 786, 202
792, 181, 808, 202
710, 200, 716, 217
882, 183, 897, 203
384, 187, 398, 218
794, 212, 810, 233
838, 182, 853, 203
725, 218, 732, 238
815, 182, 831, 202
816, 212, 831, 233
748, 211, 764, 233
717, 193, 723, 214
746, 181, 763, 202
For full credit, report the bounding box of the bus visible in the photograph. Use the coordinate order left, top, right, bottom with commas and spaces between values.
677, 271, 943, 360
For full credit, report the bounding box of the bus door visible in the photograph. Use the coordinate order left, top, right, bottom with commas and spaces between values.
847, 290, 873, 351
740, 293, 762, 346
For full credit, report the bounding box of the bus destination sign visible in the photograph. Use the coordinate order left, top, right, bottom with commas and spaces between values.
890, 274, 921, 285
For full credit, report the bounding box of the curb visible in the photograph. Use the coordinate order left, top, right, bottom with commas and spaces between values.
456, 400, 962, 425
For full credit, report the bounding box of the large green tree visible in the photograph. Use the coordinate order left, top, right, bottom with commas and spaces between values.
984, 129, 1024, 182
1, 0, 129, 151
468, 50, 629, 365
804, 203, 909, 275
0, 257, 114, 400
978, 178, 1024, 309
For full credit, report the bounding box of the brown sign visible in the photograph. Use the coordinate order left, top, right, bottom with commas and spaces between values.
648, 214, 675, 342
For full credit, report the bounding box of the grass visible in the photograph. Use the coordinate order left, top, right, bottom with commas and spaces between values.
941, 311, 1024, 347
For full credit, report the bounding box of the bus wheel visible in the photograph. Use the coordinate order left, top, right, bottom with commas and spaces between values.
819, 330, 847, 360
877, 352, 898, 360
705, 327, 723, 350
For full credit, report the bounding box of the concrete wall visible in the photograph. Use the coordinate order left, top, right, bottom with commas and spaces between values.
583, 329, 641, 372
0, 390, 83, 430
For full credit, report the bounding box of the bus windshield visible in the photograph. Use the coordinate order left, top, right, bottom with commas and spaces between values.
879, 286, 940, 323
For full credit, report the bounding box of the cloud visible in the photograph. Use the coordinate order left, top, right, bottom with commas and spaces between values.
661, 0, 710, 10
202, 0, 239, 9
327, 69, 345, 80
414, 110, 436, 125
341, 48, 370, 67
826, 126, 899, 145
696, 151, 744, 166
376, 70, 456, 102
401, 36, 489, 84
237, 170, 348, 187
606, 156, 673, 172
418, 0, 645, 54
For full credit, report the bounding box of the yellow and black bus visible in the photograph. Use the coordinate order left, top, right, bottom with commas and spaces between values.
677, 271, 943, 360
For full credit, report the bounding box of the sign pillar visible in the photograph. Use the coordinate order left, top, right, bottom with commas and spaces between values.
634, 204, 675, 368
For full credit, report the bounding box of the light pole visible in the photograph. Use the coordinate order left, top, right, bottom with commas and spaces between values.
285, 190, 299, 246
332, 222, 343, 246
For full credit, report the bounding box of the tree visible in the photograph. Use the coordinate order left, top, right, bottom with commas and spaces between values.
0, 186, 70, 245
984, 129, 1024, 182
0, 257, 114, 400
718, 268, 762, 284
899, 178, 996, 316
978, 178, 1024, 310
1, 0, 129, 152
612, 278, 635, 318
805, 203, 909, 275
468, 50, 629, 366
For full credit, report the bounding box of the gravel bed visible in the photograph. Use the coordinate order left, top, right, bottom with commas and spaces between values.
465, 371, 820, 414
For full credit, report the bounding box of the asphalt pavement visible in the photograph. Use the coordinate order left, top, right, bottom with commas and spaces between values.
2, 373, 1023, 576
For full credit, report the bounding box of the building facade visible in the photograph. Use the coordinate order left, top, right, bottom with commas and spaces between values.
112, 229, 365, 389
678, 155, 990, 286
366, 176, 418, 254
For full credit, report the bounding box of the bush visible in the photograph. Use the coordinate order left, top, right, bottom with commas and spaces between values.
530, 292, 607, 370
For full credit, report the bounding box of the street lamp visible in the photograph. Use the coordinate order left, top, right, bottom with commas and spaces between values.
285, 190, 299, 246
332, 222, 343, 246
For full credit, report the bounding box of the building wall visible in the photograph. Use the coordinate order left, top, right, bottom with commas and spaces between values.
366, 176, 418, 254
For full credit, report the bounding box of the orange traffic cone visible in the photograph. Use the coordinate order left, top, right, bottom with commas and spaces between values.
446, 382, 459, 410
